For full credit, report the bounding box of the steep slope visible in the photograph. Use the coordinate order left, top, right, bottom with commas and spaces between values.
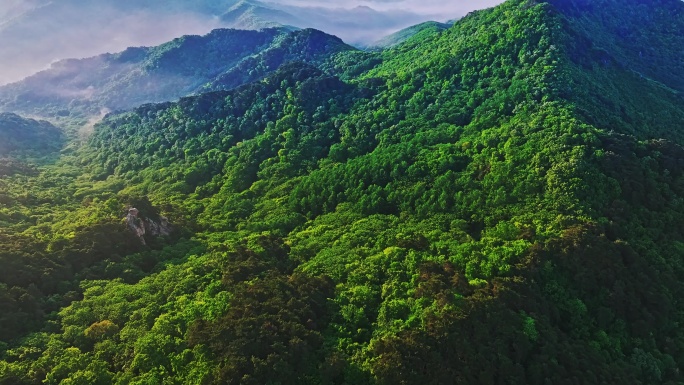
547, 0, 684, 142
0, 28, 356, 121
2, 0, 684, 384
550, 0, 684, 91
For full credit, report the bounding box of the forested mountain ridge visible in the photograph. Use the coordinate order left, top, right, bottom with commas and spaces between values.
2, 0, 684, 384
549, 0, 684, 141
0, 0, 428, 85
0, 27, 356, 124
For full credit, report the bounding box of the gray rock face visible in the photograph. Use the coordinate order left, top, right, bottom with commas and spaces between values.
125, 207, 172, 245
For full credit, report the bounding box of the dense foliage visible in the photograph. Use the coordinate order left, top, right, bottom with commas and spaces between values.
3, 0, 684, 384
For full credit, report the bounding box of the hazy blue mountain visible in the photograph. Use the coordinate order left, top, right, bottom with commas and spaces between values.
0, 27, 356, 120
218, 1, 431, 46
0, 0, 429, 85
266, 3, 428, 46
220, 0, 300, 30
204, 28, 358, 91
0, 0, 240, 85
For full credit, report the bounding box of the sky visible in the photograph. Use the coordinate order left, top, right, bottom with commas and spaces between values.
0, 0, 505, 85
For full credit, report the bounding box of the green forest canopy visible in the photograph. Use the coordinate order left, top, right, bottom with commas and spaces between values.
2, 0, 684, 384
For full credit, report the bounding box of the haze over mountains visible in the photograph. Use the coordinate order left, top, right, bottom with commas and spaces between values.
0, 0, 226, 86
0, 2, 467, 123
0, 27, 356, 120
0, 0, 502, 86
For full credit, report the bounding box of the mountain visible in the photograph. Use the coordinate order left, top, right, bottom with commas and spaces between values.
203, 29, 361, 91
0, 28, 356, 121
218, 1, 432, 46
3, 0, 684, 384
549, 0, 684, 141
0, 0, 238, 86
262, 3, 428, 47
220, 0, 300, 30
369, 21, 453, 49
0, 0, 429, 86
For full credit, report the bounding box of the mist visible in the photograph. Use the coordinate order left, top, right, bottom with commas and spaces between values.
221, 0, 507, 46
0, 1, 223, 85
0, 0, 505, 85
257, 3, 431, 46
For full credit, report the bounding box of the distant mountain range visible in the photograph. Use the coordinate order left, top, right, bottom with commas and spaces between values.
0, 0, 436, 85
220, 1, 297, 30
0, 28, 356, 120
219, 1, 427, 46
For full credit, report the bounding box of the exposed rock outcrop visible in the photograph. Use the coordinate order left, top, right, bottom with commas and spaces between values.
125, 207, 172, 245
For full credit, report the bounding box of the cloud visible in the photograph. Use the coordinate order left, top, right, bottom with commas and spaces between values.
259, 0, 504, 45
256, 2, 430, 45
0, 3, 222, 85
